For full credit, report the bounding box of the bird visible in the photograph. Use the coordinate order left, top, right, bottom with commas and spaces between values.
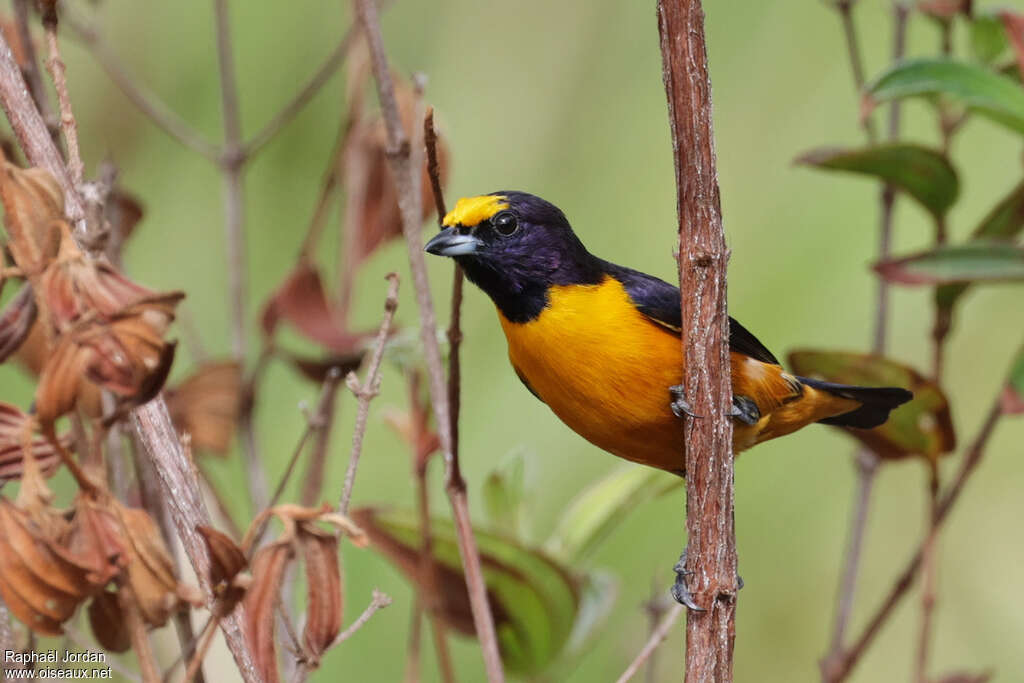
424, 191, 913, 478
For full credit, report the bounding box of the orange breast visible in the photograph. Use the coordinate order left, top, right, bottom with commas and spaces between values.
498, 278, 687, 471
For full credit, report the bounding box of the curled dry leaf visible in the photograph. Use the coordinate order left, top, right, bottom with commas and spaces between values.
166, 361, 243, 455
0, 401, 63, 483
104, 190, 144, 246
35, 301, 180, 426
243, 541, 294, 683
0, 496, 113, 635
1001, 11, 1024, 80
298, 525, 342, 665
0, 150, 64, 275
0, 284, 36, 363
87, 590, 131, 653
281, 350, 365, 385
197, 524, 248, 614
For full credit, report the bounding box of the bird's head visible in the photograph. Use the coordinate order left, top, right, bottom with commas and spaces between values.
424, 192, 600, 320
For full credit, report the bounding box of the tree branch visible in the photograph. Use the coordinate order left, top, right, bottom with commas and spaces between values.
352, 1, 505, 680
615, 604, 685, 683
657, 1, 737, 680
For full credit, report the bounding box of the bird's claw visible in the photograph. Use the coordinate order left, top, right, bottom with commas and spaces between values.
670, 547, 705, 612
669, 385, 703, 419
670, 546, 743, 610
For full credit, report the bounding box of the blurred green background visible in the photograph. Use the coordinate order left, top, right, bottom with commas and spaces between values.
2, 0, 1023, 681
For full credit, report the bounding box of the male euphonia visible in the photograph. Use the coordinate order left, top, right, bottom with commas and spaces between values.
425, 192, 912, 477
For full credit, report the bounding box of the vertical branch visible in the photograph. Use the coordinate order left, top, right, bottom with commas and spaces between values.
657, 1, 737, 680
352, 1, 505, 680
826, 3, 908, 671
212, 0, 248, 361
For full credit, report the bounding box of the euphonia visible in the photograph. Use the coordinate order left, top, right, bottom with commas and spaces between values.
425, 191, 912, 477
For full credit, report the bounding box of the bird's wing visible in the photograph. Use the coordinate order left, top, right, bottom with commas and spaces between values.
604, 263, 781, 366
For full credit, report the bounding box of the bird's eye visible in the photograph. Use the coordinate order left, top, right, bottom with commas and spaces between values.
492, 211, 519, 236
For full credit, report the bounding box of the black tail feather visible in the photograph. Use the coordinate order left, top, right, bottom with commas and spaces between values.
799, 376, 913, 429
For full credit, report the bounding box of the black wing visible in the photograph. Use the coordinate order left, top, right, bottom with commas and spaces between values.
603, 262, 780, 366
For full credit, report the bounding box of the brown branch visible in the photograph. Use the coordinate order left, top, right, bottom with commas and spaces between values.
352, 1, 505, 679
0, 598, 19, 677
42, 18, 84, 187
333, 589, 392, 646
615, 604, 685, 683
0, 31, 84, 221
823, 395, 1005, 682
12, 0, 57, 137
338, 273, 400, 514
657, 1, 737, 680
914, 465, 941, 683
62, 11, 222, 162
835, 0, 877, 142
120, 585, 161, 683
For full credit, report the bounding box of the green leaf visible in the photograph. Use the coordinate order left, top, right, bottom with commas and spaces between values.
876, 242, 1024, 285
936, 179, 1024, 308
482, 448, 528, 537
1003, 344, 1024, 415
544, 466, 680, 564
788, 350, 956, 461
865, 58, 1024, 134
796, 144, 959, 219
971, 12, 1010, 64
353, 507, 579, 676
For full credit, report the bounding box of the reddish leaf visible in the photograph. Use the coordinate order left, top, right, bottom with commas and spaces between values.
298, 525, 342, 664
260, 261, 369, 353
166, 361, 243, 455
281, 350, 365, 384
0, 285, 36, 363
1002, 345, 1024, 415
917, 0, 971, 19
197, 525, 248, 613
1001, 11, 1024, 82
87, 591, 130, 653
243, 541, 294, 683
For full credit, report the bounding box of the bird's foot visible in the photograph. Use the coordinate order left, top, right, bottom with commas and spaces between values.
670, 547, 704, 611
669, 385, 702, 419
670, 546, 743, 610
729, 395, 761, 425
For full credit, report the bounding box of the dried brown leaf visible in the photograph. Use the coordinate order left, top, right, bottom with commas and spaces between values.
243, 541, 294, 683
260, 261, 369, 353
0, 153, 66, 274
0, 284, 36, 363
280, 350, 365, 385
0, 497, 112, 635
917, 0, 971, 18
932, 672, 993, 683
113, 501, 187, 626
197, 524, 248, 613
1000, 11, 1024, 80
104, 190, 144, 244
298, 525, 342, 663
166, 361, 242, 455
87, 590, 130, 653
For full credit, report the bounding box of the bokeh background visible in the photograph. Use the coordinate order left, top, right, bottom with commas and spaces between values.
2, 0, 1023, 681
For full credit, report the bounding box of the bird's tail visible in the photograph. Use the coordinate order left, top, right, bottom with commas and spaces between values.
797, 377, 913, 429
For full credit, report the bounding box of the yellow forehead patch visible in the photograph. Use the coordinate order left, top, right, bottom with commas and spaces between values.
442, 195, 508, 228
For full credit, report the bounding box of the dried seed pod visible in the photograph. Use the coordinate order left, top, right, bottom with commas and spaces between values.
87, 591, 130, 653
298, 524, 342, 664
243, 541, 294, 683
197, 525, 248, 614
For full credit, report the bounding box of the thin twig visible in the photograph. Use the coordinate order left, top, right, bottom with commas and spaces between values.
914, 465, 941, 683
270, 367, 343, 510
835, 0, 877, 142
332, 589, 393, 646
0, 30, 84, 220
120, 586, 162, 683
824, 396, 1005, 682
42, 15, 84, 187
241, 24, 358, 159
826, 3, 909, 668
12, 0, 57, 137
353, 1, 505, 678
615, 604, 685, 683
0, 597, 20, 678
405, 604, 424, 683
62, 11, 221, 161
338, 273, 400, 514
181, 616, 220, 683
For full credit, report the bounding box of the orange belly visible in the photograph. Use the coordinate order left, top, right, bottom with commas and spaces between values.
499, 278, 687, 471
497, 277, 857, 473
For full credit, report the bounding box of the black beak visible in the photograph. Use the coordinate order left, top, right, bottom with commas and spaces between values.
424, 229, 482, 257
